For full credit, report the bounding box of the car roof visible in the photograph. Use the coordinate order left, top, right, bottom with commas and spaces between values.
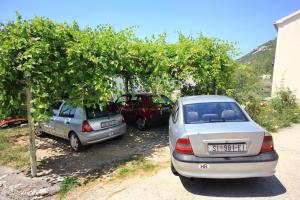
179, 95, 236, 105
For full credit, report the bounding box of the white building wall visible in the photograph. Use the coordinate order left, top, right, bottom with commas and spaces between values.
272, 14, 300, 100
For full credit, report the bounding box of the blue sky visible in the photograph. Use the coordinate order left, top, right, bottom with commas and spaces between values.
1, 0, 299, 56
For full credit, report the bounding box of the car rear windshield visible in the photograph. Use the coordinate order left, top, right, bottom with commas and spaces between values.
86, 103, 119, 119
152, 95, 172, 105
183, 102, 249, 124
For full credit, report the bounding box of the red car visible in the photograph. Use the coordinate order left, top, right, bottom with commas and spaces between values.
115, 94, 173, 130
0, 118, 28, 129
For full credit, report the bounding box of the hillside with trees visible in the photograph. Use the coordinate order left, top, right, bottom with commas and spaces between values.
237, 39, 277, 97
238, 39, 276, 75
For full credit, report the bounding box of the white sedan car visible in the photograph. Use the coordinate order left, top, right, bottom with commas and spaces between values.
169, 95, 278, 179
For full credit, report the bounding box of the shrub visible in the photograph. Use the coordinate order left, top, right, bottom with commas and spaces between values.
253, 88, 300, 132
242, 93, 263, 119
271, 88, 297, 112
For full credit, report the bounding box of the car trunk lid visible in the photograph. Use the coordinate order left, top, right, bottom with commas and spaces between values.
185, 121, 265, 157
87, 114, 123, 131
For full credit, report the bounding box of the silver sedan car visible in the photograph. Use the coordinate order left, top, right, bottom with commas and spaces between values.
39, 101, 126, 151
169, 95, 278, 179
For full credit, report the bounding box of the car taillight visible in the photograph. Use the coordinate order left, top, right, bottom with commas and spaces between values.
175, 138, 194, 155
260, 135, 274, 153
82, 120, 93, 132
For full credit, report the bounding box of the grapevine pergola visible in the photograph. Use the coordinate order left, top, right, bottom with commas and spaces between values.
0, 15, 237, 176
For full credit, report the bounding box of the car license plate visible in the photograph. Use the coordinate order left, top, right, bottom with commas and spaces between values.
208, 143, 247, 152
101, 120, 118, 128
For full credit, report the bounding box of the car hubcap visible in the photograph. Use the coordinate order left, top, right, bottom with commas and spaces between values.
70, 135, 78, 150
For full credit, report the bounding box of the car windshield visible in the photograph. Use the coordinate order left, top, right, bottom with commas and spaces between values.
152, 95, 172, 105
86, 103, 119, 119
183, 102, 249, 124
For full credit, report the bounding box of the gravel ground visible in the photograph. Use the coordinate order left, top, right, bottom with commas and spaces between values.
37, 125, 169, 180
0, 125, 169, 200
68, 124, 300, 200
0, 166, 60, 200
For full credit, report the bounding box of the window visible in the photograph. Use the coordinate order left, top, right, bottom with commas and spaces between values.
172, 101, 179, 123
116, 95, 130, 104
52, 101, 63, 116
69, 108, 76, 118
59, 104, 76, 118
161, 95, 173, 105
152, 95, 172, 105
183, 102, 249, 124
52, 101, 63, 110
129, 96, 142, 106
86, 103, 119, 119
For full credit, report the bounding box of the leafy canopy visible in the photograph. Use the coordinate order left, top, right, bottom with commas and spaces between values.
0, 15, 237, 121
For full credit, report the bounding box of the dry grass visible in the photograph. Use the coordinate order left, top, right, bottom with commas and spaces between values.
0, 128, 29, 170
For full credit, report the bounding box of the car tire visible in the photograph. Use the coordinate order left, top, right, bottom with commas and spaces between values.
35, 125, 45, 137
171, 162, 179, 176
36, 130, 45, 137
136, 117, 147, 131
69, 132, 83, 152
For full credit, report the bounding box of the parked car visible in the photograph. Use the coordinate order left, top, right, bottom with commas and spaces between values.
115, 94, 173, 130
0, 118, 28, 129
169, 95, 278, 179
38, 100, 126, 151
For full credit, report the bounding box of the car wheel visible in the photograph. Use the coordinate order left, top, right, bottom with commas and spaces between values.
171, 162, 179, 176
136, 117, 147, 131
35, 126, 45, 137
36, 130, 45, 137
69, 132, 83, 152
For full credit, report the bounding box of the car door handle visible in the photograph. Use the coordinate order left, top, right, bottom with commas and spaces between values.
65, 121, 70, 125
50, 119, 54, 121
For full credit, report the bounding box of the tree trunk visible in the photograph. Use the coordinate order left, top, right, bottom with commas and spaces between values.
124, 76, 129, 94
26, 87, 37, 177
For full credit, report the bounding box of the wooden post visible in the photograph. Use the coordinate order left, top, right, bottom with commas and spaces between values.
124, 76, 129, 94
26, 87, 37, 177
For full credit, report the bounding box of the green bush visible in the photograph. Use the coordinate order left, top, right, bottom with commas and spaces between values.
270, 88, 297, 111
251, 88, 300, 132
242, 93, 263, 120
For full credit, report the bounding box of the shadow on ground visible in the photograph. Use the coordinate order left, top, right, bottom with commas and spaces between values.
37, 125, 169, 180
180, 175, 286, 197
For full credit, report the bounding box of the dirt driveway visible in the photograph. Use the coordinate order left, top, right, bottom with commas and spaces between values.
68, 124, 300, 200
0, 125, 169, 200
36, 125, 169, 180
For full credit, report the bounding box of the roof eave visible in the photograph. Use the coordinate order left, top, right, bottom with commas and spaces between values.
274, 9, 300, 31
273, 22, 279, 32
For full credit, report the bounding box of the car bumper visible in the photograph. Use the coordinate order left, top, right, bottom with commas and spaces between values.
172, 151, 278, 179
78, 123, 127, 145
